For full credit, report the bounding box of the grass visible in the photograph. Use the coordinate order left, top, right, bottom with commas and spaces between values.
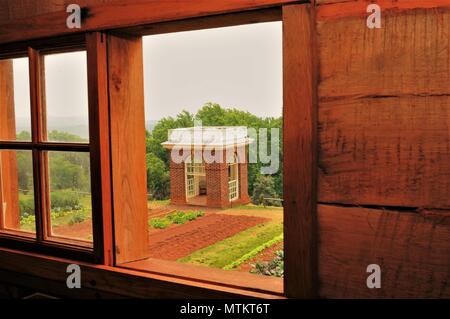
178, 222, 283, 269
222, 233, 283, 270
148, 210, 204, 229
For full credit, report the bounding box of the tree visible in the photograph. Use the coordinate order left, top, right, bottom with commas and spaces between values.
146, 153, 170, 200
251, 175, 280, 206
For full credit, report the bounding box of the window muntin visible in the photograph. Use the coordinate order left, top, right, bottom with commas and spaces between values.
0, 48, 93, 250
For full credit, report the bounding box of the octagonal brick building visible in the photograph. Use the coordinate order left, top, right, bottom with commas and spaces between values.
161, 126, 252, 208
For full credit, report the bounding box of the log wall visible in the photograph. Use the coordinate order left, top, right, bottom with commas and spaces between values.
316, 0, 450, 298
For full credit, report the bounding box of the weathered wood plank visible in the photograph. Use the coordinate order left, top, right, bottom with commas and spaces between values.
317, 0, 450, 20
108, 34, 149, 264
317, 5, 450, 99
0, 248, 280, 298
283, 3, 318, 298
318, 204, 450, 298
318, 95, 450, 209
0, 0, 303, 44
86, 32, 114, 265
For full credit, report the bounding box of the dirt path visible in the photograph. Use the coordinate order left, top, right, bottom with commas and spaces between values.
52, 220, 92, 240
148, 214, 268, 261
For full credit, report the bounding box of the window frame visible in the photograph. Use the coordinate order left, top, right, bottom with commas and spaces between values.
0, 3, 318, 298
0, 35, 109, 263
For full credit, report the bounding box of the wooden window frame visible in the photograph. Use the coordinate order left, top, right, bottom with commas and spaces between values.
0, 34, 112, 264
0, 2, 317, 299
108, 5, 318, 298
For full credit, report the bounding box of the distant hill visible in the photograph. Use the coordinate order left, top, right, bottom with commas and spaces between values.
15, 117, 158, 137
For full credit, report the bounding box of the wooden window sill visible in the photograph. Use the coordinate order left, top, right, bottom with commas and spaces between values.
0, 247, 284, 299
120, 257, 284, 297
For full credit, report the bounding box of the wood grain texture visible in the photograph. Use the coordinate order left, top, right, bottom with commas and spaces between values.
318, 204, 450, 298
0, 61, 20, 229
283, 4, 318, 298
86, 32, 114, 265
0, 248, 281, 298
115, 7, 282, 37
108, 34, 149, 264
316, 0, 356, 5
318, 95, 450, 209
317, 0, 450, 20
317, 5, 450, 99
0, 0, 303, 44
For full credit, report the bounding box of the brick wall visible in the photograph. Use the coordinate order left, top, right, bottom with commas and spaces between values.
205, 162, 229, 208
169, 158, 187, 205
167, 146, 251, 208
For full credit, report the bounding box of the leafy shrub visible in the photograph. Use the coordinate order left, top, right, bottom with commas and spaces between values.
149, 217, 171, 229
186, 211, 204, 221
251, 175, 281, 207
251, 250, 284, 277
51, 190, 82, 211
168, 211, 187, 224
149, 211, 204, 229
68, 211, 86, 225
168, 211, 204, 224
19, 197, 35, 218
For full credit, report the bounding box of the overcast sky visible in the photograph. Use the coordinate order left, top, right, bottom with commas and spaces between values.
12, 21, 282, 126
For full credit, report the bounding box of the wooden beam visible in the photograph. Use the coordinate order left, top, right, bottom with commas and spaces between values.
86, 32, 114, 265
0, 60, 20, 230
0, 247, 280, 299
283, 3, 318, 298
318, 204, 450, 298
317, 5, 450, 99
107, 34, 149, 264
318, 95, 450, 209
316, 0, 450, 20
0, 0, 304, 45
114, 7, 282, 37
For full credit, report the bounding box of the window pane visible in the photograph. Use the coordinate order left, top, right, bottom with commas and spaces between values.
44, 51, 89, 143
0, 150, 35, 234
0, 57, 32, 141
142, 23, 284, 281
47, 151, 92, 242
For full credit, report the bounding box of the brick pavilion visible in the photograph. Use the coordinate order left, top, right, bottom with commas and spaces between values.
161, 126, 252, 208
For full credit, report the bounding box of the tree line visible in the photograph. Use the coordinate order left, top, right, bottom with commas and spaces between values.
147, 102, 283, 205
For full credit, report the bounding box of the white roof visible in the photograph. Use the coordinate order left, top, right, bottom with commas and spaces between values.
161, 126, 252, 148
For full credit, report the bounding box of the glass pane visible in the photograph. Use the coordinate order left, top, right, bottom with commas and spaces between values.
44, 51, 89, 143
0, 150, 35, 234
0, 57, 32, 141
47, 151, 92, 242
143, 23, 284, 280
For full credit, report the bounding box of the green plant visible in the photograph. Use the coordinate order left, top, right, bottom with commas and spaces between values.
149, 217, 171, 229
51, 190, 82, 211
179, 222, 283, 268
168, 211, 188, 224
19, 197, 35, 217
251, 250, 284, 277
223, 234, 283, 270
68, 211, 86, 225
149, 210, 204, 229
